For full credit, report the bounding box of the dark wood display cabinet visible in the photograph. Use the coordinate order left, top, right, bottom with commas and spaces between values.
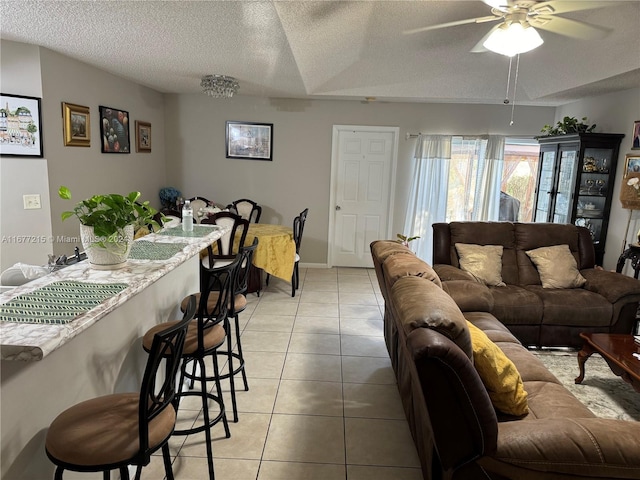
533, 133, 624, 265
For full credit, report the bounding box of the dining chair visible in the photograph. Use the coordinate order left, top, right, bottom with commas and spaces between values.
227, 198, 262, 223
201, 211, 249, 268
187, 196, 212, 224
265, 208, 308, 297
143, 257, 241, 480
45, 300, 195, 480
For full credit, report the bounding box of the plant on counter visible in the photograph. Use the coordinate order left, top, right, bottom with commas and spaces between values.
59, 186, 161, 250
539, 116, 596, 137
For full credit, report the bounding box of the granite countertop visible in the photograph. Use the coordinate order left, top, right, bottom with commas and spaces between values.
0, 225, 226, 362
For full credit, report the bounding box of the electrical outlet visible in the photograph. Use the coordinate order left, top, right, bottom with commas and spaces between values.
23, 194, 41, 209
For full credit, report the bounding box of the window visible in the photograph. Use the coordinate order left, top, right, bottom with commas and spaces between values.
501, 138, 540, 222
446, 137, 539, 222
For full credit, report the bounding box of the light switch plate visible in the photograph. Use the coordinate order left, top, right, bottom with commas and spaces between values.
23, 194, 41, 209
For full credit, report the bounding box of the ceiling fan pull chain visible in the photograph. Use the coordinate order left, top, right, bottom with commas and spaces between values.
504, 56, 513, 105
510, 54, 520, 126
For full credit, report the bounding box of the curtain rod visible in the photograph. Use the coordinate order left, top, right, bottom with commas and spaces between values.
405, 133, 535, 140
405, 132, 492, 140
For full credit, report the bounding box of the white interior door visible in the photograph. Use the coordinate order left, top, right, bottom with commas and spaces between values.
330, 126, 398, 268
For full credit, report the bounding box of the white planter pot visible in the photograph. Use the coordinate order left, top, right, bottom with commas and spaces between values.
80, 224, 134, 270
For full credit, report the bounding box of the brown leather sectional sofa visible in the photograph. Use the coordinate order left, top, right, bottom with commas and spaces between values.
371, 239, 640, 480
432, 222, 640, 347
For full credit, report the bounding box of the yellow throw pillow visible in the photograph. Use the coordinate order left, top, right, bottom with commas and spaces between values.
525, 244, 586, 289
466, 321, 529, 416
455, 243, 505, 287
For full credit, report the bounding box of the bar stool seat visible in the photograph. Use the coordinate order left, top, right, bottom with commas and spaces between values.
45, 306, 194, 480
144, 320, 226, 355
46, 393, 175, 467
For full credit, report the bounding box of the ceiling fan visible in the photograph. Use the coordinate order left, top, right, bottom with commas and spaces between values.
404, 0, 614, 56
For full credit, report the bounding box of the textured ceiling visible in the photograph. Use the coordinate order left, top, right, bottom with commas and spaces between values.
1, 0, 639, 106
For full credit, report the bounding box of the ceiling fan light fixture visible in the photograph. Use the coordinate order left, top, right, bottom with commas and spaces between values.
483, 22, 544, 57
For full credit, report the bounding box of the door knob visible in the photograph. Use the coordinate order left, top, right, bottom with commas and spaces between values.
335, 205, 341, 211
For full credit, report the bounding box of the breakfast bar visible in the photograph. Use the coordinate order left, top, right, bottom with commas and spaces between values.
0, 225, 226, 479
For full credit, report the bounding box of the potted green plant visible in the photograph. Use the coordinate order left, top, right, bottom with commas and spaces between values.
59, 186, 161, 269
539, 116, 596, 137
396, 233, 420, 248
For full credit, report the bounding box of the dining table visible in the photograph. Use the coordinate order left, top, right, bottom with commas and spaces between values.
245, 223, 295, 282
201, 219, 295, 293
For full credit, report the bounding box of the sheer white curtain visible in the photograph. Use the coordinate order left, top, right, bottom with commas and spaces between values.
472, 135, 505, 220
403, 135, 451, 264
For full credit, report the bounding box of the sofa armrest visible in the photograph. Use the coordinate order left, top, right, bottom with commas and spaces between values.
434, 264, 476, 282
581, 268, 640, 304
442, 280, 494, 312
481, 417, 640, 478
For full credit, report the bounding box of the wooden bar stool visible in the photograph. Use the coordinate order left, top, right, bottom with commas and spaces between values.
45, 302, 195, 480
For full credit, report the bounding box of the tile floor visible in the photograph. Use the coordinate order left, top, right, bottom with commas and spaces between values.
142, 267, 422, 480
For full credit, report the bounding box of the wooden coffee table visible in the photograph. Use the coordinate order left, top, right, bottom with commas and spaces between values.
575, 333, 640, 393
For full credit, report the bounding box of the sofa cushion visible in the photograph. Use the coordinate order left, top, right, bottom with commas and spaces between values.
525, 244, 587, 288
464, 312, 520, 344
442, 280, 494, 312
524, 286, 612, 327
455, 243, 506, 286
391, 276, 473, 360
466, 321, 529, 416
489, 285, 543, 325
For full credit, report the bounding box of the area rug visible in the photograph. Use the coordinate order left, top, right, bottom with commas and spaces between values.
532, 350, 640, 421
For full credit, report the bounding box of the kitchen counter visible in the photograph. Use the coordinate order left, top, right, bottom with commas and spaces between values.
0, 225, 224, 361
0, 224, 225, 479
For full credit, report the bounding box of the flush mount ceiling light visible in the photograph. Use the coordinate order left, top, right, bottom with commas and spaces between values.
201, 75, 239, 98
482, 20, 544, 57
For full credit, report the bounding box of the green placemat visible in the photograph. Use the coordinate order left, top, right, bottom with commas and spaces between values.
0, 281, 128, 325
129, 241, 188, 260
157, 225, 219, 238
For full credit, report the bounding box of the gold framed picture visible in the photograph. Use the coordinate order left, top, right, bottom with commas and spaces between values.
135, 120, 151, 152
620, 154, 640, 209
62, 102, 90, 147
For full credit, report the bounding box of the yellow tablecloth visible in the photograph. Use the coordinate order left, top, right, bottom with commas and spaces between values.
246, 224, 295, 281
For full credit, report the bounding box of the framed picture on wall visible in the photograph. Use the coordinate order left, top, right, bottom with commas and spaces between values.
0, 93, 43, 157
226, 121, 273, 161
135, 121, 151, 152
99, 105, 130, 153
632, 120, 640, 150
620, 154, 640, 209
62, 102, 90, 147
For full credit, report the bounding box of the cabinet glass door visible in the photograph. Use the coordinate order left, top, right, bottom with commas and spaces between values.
575, 147, 614, 245
534, 150, 555, 222
553, 150, 578, 223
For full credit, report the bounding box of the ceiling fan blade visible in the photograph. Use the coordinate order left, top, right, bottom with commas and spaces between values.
531, 1, 617, 16
532, 15, 611, 40
403, 15, 499, 35
482, 0, 514, 9
470, 24, 502, 53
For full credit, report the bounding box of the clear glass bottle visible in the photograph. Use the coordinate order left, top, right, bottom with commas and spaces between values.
182, 200, 193, 232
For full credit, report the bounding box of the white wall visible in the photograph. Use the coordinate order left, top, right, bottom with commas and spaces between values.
165, 94, 555, 264
0, 41, 53, 273
39, 47, 167, 254
556, 87, 640, 270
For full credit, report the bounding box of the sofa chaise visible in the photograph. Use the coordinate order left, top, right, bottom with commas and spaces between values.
371, 239, 640, 480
